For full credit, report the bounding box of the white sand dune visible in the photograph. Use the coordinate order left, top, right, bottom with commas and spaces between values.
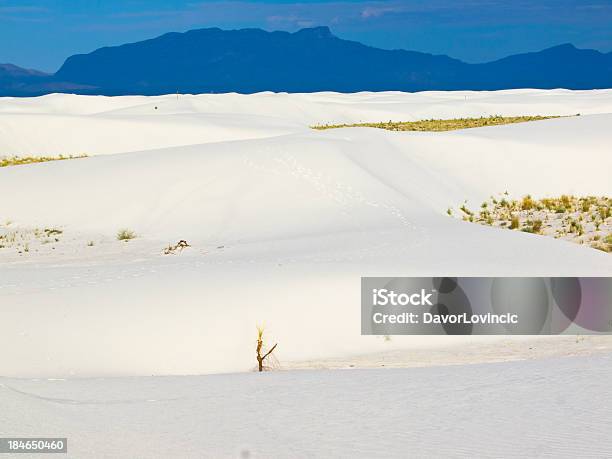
1, 354, 611, 458
0, 90, 611, 378
1, 89, 612, 156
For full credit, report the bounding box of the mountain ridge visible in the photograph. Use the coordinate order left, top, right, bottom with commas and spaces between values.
1, 26, 611, 96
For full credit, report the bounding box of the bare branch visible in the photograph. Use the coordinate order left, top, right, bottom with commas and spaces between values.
262, 343, 278, 361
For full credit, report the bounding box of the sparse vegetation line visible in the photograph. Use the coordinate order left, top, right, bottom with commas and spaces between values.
450, 193, 611, 253
0, 222, 65, 254
0, 154, 88, 168
312, 115, 565, 132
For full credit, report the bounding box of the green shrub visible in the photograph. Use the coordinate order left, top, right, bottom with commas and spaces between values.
117, 229, 136, 241
532, 220, 543, 233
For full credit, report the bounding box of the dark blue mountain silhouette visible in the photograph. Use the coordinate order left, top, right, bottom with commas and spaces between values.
2, 27, 611, 96
0, 64, 48, 95
465, 44, 612, 90
0, 63, 91, 96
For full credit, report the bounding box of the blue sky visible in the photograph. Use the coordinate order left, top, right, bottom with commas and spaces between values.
1, 0, 611, 72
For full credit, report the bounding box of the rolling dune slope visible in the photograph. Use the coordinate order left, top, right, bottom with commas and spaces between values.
0, 90, 611, 378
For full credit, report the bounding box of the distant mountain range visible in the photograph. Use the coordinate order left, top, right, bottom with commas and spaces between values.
2, 26, 611, 96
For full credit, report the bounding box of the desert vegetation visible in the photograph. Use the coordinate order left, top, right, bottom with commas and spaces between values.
163, 240, 191, 255
116, 229, 137, 242
449, 193, 612, 253
312, 115, 563, 132
0, 222, 64, 253
256, 327, 278, 372
0, 154, 88, 168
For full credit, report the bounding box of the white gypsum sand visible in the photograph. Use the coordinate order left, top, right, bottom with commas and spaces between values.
0, 90, 611, 379
1, 354, 612, 458
1, 89, 612, 458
